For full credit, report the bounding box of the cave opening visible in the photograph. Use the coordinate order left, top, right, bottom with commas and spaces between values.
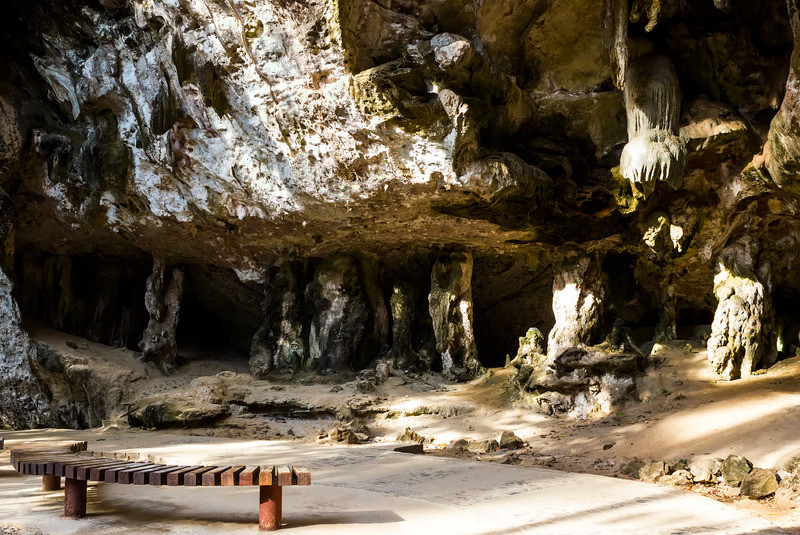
15, 250, 150, 350
175, 264, 262, 363
472, 254, 554, 368
772, 288, 800, 358
675, 304, 715, 341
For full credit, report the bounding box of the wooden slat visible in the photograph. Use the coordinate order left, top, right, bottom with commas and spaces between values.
76, 460, 122, 480
116, 464, 160, 484
133, 466, 169, 485
183, 466, 216, 487
201, 466, 230, 486
148, 466, 192, 486
166, 466, 206, 486
220, 466, 245, 486
65, 460, 112, 479
105, 463, 152, 483
276, 465, 292, 486
292, 466, 311, 486
258, 466, 276, 486
238, 466, 260, 486
89, 462, 133, 481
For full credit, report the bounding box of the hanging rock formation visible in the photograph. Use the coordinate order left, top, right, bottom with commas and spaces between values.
620, 52, 687, 196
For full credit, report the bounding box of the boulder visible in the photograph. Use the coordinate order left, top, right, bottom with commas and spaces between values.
639, 461, 670, 483
397, 427, 426, 444
328, 427, 360, 444
720, 455, 753, 487
658, 470, 693, 487
619, 458, 645, 479
740, 468, 779, 499
689, 458, 722, 483
499, 431, 524, 450
128, 398, 225, 429
466, 439, 499, 454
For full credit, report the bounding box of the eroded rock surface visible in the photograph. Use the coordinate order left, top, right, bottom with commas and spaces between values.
0, 0, 799, 427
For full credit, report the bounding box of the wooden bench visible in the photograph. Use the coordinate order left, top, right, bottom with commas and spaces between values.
9, 440, 311, 531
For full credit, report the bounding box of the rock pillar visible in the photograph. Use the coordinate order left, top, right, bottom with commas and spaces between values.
140, 258, 183, 373
0, 188, 52, 429
547, 254, 606, 360
305, 255, 369, 373
428, 251, 480, 377
249, 259, 306, 377
708, 241, 776, 380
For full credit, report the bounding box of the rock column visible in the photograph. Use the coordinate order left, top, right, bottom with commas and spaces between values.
249, 260, 306, 377
428, 251, 480, 377
547, 254, 606, 360
140, 258, 183, 373
305, 255, 369, 373
707, 241, 776, 380
0, 188, 52, 428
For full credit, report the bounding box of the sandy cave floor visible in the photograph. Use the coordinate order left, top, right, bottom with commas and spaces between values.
4, 329, 800, 533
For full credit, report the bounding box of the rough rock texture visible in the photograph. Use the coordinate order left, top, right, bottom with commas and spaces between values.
547, 254, 606, 360
0, 0, 799, 425
428, 251, 480, 377
740, 468, 780, 498
249, 259, 305, 377
0, 268, 52, 428
640, 461, 670, 483
721, 454, 754, 487
140, 259, 183, 373
527, 347, 645, 418
708, 240, 777, 380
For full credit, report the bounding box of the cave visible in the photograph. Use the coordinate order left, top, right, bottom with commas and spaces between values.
175, 264, 262, 363
14, 250, 150, 350
772, 287, 800, 357
472, 254, 554, 368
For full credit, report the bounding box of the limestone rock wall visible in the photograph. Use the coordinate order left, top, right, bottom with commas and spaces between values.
1, 0, 800, 425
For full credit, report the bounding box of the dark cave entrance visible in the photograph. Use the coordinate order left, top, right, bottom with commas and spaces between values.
15, 251, 150, 350
675, 305, 715, 341
175, 264, 262, 362
472, 255, 555, 368
773, 288, 800, 358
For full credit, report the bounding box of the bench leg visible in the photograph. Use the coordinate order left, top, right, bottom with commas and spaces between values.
42, 475, 61, 491
64, 478, 87, 518
259, 485, 282, 531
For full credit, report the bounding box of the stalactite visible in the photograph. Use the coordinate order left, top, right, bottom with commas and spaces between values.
620, 53, 687, 196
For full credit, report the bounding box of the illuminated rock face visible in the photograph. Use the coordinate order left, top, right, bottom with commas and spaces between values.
707, 240, 777, 381
620, 53, 687, 196
1, 0, 800, 426
547, 255, 606, 361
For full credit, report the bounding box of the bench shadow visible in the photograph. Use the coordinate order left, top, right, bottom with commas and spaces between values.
86, 508, 402, 527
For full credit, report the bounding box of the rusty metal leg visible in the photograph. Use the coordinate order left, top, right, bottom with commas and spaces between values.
42, 474, 61, 491
64, 478, 87, 518
259, 485, 282, 531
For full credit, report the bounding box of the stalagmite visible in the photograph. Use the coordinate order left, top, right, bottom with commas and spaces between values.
140, 258, 184, 373
620, 53, 687, 196
707, 240, 776, 380
249, 260, 306, 377
305, 255, 370, 373
547, 254, 607, 360
428, 252, 481, 377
